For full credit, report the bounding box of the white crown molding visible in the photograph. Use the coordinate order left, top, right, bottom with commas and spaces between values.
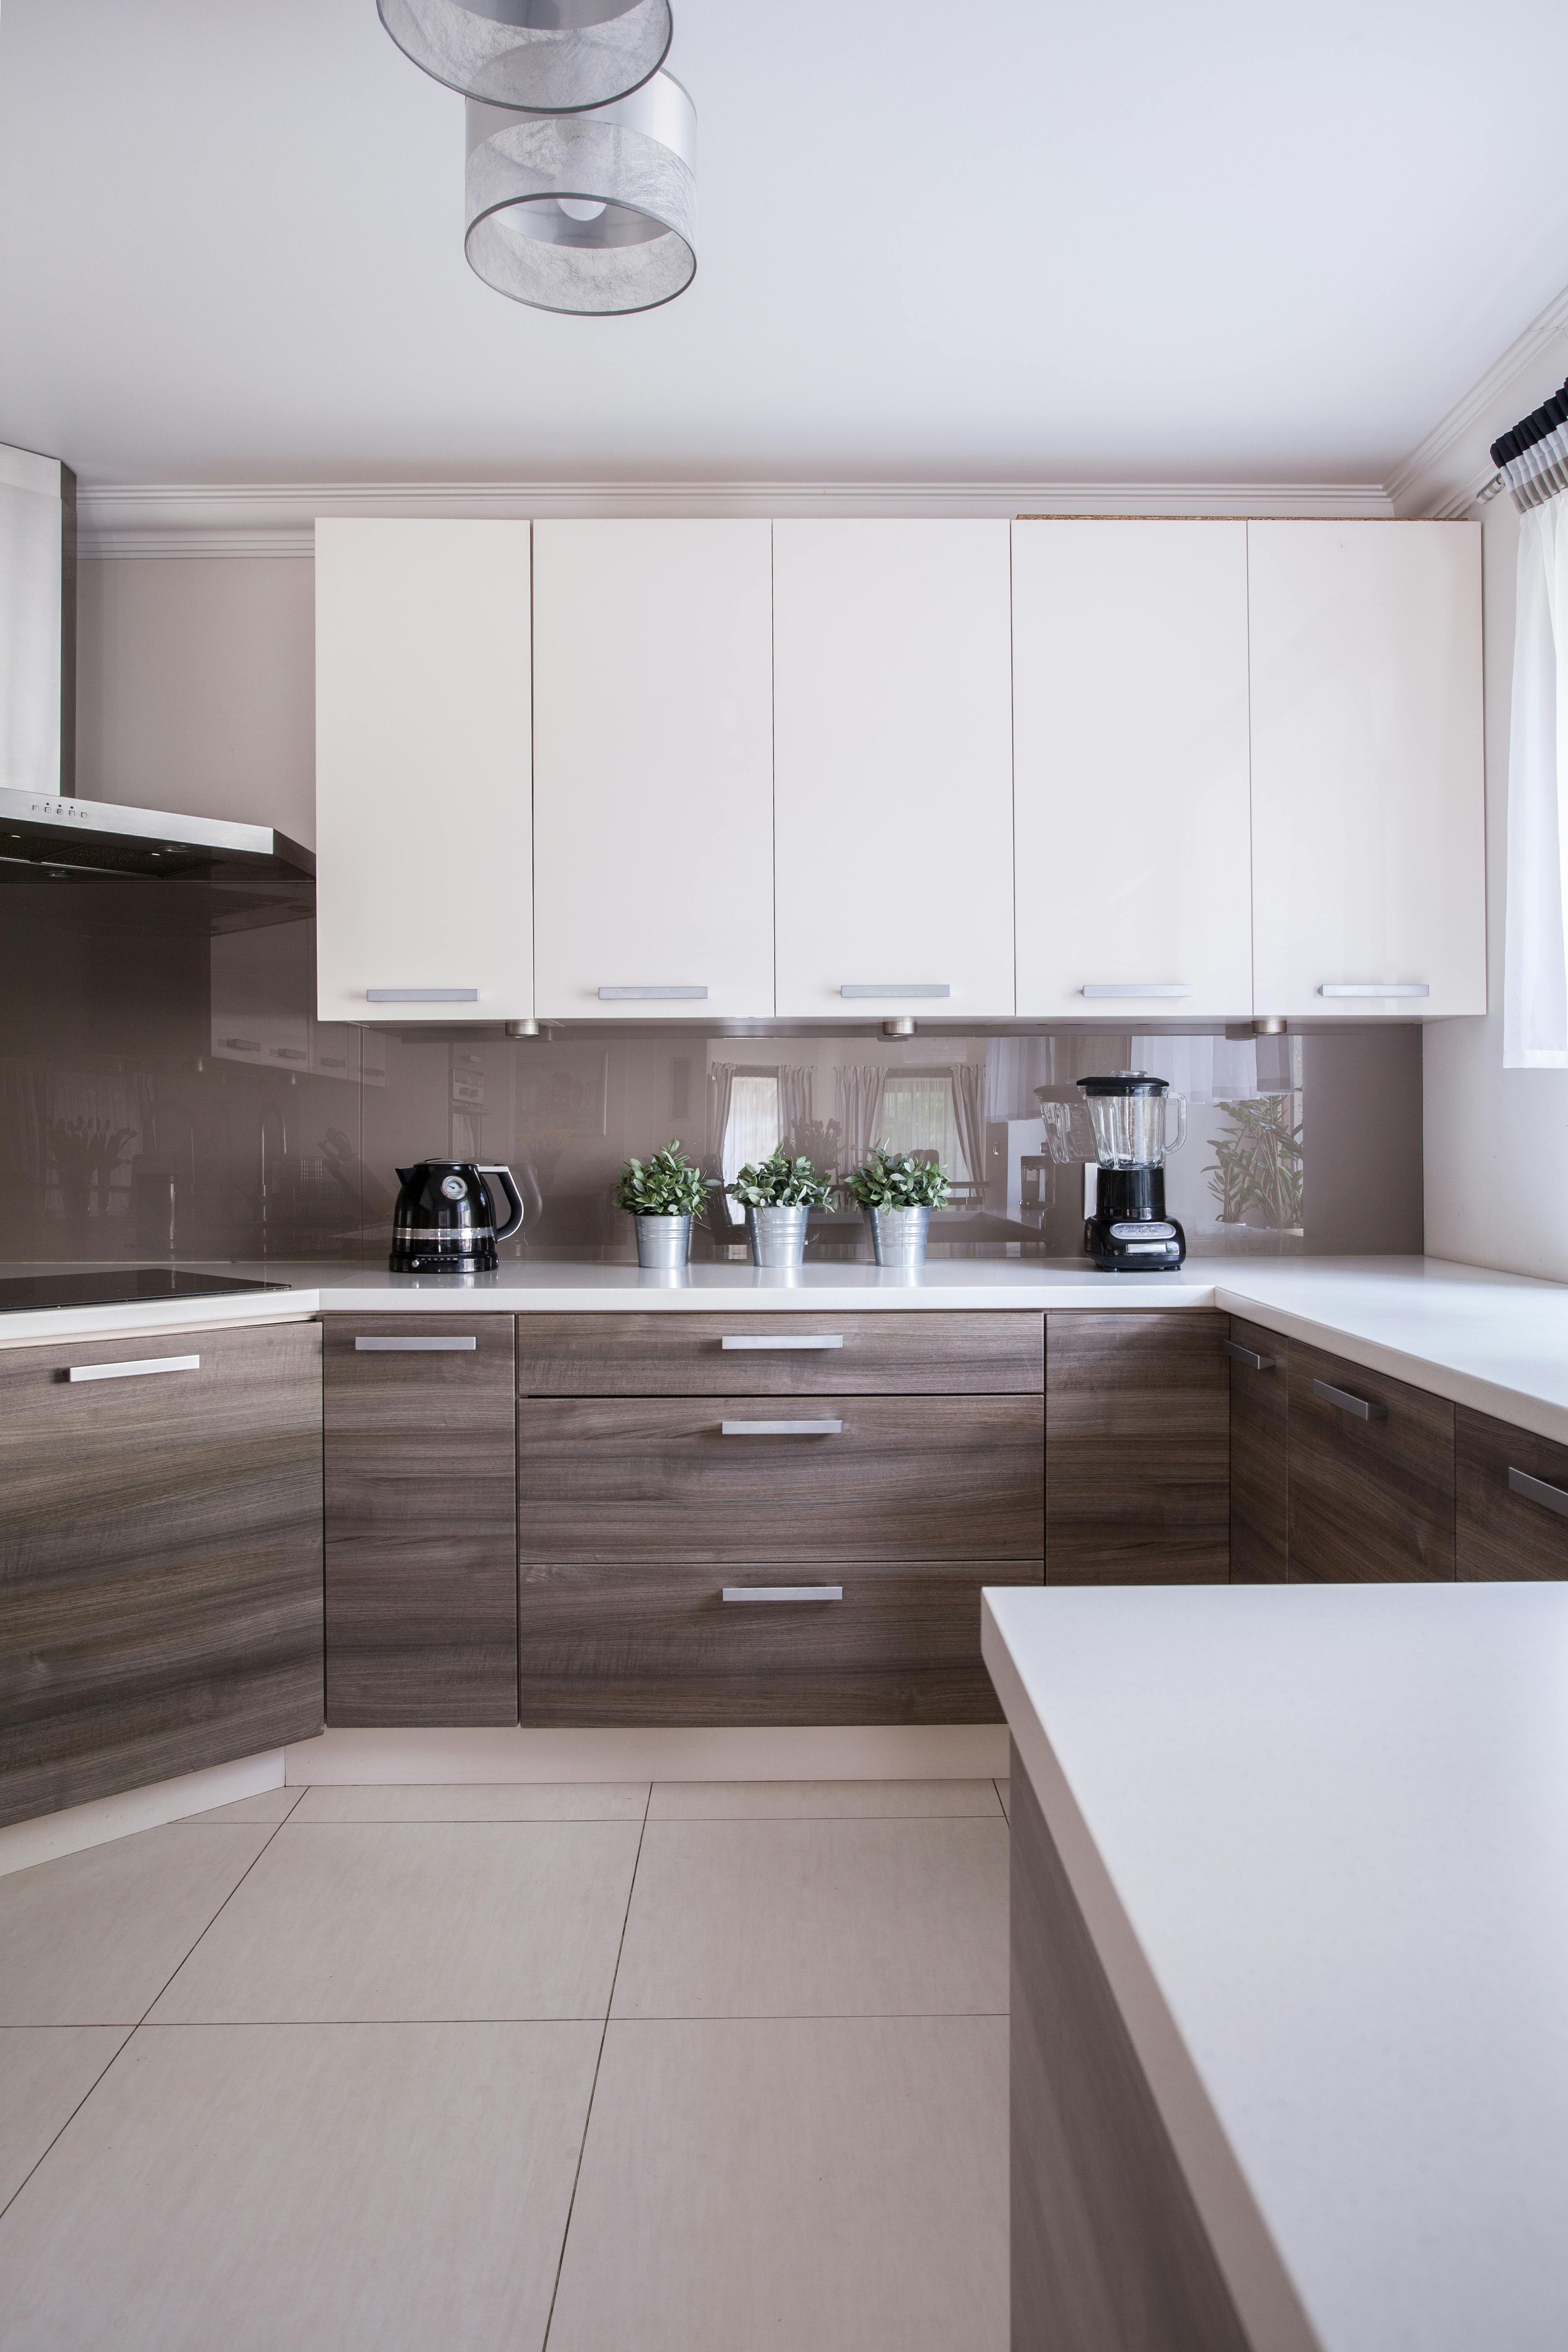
76, 475, 1394, 556
1387, 280, 1568, 519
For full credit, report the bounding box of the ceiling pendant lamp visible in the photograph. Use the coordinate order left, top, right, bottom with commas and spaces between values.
377, 0, 672, 114
464, 70, 696, 315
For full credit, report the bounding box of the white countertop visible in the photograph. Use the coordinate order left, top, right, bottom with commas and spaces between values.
6, 1252, 1568, 1443
982, 1582, 1568, 2352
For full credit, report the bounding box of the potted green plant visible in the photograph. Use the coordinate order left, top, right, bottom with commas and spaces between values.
843, 1145, 951, 1266
725, 1147, 836, 1266
614, 1141, 710, 1269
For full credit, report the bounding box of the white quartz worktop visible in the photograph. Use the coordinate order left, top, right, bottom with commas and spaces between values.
982, 1582, 1568, 2352
6, 1253, 1568, 1444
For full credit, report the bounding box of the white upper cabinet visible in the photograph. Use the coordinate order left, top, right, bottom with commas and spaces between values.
772, 521, 1016, 1021
1012, 519, 1253, 1022
314, 520, 533, 1024
532, 521, 775, 1021
1248, 520, 1485, 1021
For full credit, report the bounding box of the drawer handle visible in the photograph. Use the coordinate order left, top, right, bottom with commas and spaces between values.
1312, 1378, 1385, 1421
839, 983, 950, 999
720, 1418, 844, 1436
722, 1585, 844, 1603
366, 988, 478, 1003
1508, 1466, 1568, 1519
1081, 983, 1192, 999
354, 1336, 478, 1352
1226, 1341, 1276, 1371
67, 1354, 201, 1384
1316, 983, 1430, 999
597, 985, 709, 1000
720, 1334, 845, 1351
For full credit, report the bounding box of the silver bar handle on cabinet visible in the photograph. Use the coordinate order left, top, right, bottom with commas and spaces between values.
1508, 1465, 1568, 1519
839, 983, 950, 999
720, 1418, 844, 1436
1316, 983, 1430, 999
1081, 983, 1193, 999
722, 1585, 844, 1603
598, 985, 708, 1000
1313, 1378, 1385, 1421
720, 1334, 844, 1351
366, 988, 479, 1003
355, 1336, 478, 1352
67, 1354, 201, 1384
1226, 1341, 1276, 1371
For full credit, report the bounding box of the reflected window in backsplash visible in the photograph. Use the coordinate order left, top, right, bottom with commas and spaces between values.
0, 883, 1423, 1264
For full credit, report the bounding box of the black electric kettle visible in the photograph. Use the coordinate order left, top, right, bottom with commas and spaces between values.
389, 1161, 525, 1273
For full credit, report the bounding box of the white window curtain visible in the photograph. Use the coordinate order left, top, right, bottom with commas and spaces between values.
834, 1065, 887, 1168
1504, 492, 1568, 1066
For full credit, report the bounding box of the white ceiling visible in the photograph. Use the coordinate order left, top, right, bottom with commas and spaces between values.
3, 0, 1567, 490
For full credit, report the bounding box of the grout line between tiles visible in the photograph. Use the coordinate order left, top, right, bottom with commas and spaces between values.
133, 1802, 308, 2028
542, 1778, 652, 2352
0, 2027, 134, 2228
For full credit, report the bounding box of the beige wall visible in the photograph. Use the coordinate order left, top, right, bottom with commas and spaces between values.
75, 556, 315, 847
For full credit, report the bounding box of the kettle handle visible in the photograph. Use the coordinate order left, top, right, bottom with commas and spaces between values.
479, 1165, 525, 1243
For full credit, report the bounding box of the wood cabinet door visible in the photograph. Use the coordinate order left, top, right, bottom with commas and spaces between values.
1228, 1318, 1288, 1583
1248, 520, 1484, 1021
532, 521, 775, 1021
1286, 1341, 1454, 1581
1045, 1312, 1229, 1585
314, 519, 534, 1024
1456, 1407, 1568, 1580
1013, 520, 1253, 1022
772, 521, 1016, 1021
323, 1318, 518, 1725
516, 1310, 1044, 1396
0, 1323, 324, 1830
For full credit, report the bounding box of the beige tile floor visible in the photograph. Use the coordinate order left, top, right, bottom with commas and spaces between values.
0, 1775, 1010, 2351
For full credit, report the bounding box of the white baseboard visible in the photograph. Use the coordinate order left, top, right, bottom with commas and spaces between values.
0, 1749, 286, 1880
286, 1723, 1010, 1785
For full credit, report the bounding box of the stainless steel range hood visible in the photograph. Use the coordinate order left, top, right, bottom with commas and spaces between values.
0, 441, 313, 897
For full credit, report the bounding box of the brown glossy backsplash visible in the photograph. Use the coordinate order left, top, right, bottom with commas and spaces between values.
0, 885, 1422, 1265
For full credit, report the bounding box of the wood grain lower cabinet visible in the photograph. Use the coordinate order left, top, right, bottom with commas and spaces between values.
1456, 1407, 1568, 1581
515, 1394, 1044, 1563
1045, 1313, 1229, 1585
518, 1561, 1032, 1726
1287, 1341, 1454, 1583
323, 1318, 518, 1725
516, 1310, 1044, 1396
0, 1323, 324, 1829
1228, 1318, 1288, 1584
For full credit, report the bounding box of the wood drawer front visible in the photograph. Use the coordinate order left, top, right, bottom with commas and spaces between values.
518, 1559, 1040, 1725
516, 1311, 1044, 1396
516, 1395, 1045, 1562
1456, 1407, 1568, 1581
323, 1317, 518, 1726
1228, 1316, 1288, 1584
1287, 1341, 1454, 1583
0, 1322, 325, 1829
1045, 1311, 1229, 1586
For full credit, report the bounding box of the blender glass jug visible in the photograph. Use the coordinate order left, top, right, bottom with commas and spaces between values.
1081, 1075, 1186, 1169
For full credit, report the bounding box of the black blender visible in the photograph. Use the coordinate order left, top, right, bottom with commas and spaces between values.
1078, 1073, 1187, 1271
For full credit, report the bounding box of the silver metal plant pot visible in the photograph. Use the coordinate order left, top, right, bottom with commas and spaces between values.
633, 1212, 692, 1269
865, 1205, 931, 1266
746, 1205, 810, 1267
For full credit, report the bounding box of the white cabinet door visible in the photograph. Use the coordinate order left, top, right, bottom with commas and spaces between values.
314, 520, 533, 1024
1248, 520, 1484, 1020
772, 521, 1015, 1021
1012, 520, 1253, 1022
533, 521, 774, 1020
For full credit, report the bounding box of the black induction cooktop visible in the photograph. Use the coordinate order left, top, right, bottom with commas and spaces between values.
0, 1268, 291, 1314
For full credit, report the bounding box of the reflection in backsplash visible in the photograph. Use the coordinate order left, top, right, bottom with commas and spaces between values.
0, 884, 1424, 1265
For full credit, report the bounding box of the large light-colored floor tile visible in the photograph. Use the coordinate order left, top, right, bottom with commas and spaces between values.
996, 1777, 1011, 1821
291, 1782, 649, 1823
612, 1817, 1008, 2019
0, 1827, 272, 2025
0, 2022, 599, 2352
549, 2016, 1008, 2352
149, 1821, 642, 2022
178, 1788, 304, 1825
0, 2029, 130, 2208
648, 1777, 1002, 1820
